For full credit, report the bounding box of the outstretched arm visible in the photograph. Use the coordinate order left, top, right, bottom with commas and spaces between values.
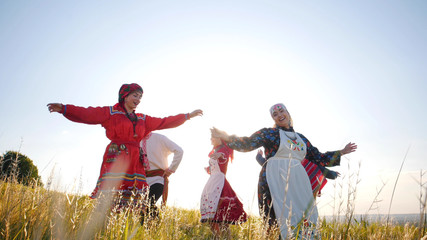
301, 134, 357, 167
211, 127, 268, 152
145, 109, 203, 133
47, 103, 110, 124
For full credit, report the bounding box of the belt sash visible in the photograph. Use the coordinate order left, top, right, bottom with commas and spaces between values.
110, 140, 149, 168
146, 169, 169, 205
111, 140, 140, 148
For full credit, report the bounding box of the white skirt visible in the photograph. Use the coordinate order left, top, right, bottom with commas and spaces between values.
266, 157, 319, 239
200, 172, 225, 221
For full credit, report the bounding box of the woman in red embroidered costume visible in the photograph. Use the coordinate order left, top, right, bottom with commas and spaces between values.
200, 134, 247, 239
47, 83, 202, 208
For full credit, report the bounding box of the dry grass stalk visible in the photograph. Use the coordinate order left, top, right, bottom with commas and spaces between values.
1, 149, 427, 239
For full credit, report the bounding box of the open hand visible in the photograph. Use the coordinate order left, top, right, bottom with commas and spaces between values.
341, 142, 357, 155
189, 109, 203, 118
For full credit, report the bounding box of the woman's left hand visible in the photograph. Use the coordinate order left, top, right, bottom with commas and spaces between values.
189, 109, 203, 118
341, 142, 357, 155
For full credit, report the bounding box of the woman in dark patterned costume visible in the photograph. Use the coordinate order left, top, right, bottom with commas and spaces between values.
211, 103, 356, 239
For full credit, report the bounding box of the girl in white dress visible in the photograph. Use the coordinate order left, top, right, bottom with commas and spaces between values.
200, 135, 247, 238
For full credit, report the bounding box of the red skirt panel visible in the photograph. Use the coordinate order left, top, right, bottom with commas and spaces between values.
90, 142, 148, 199
212, 179, 247, 224
301, 159, 327, 195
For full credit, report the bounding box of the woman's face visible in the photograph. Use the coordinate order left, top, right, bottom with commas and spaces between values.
124, 91, 142, 112
272, 107, 291, 128
210, 136, 222, 147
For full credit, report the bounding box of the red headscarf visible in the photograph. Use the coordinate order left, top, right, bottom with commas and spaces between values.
118, 83, 143, 103
221, 139, 234, 162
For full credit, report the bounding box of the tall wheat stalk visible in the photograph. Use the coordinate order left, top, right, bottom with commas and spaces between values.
386, 146, 411, 228
418, 170, 427, 239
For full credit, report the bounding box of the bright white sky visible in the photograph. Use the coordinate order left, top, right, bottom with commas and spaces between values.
1, 1, 426, 216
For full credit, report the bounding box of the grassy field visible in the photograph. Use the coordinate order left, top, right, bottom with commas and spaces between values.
1, 177, 426, 240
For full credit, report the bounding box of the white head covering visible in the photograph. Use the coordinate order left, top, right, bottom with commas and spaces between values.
269, 103, 287, 117
269, 103, 294, 128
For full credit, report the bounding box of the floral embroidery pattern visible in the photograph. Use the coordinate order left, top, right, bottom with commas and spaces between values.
287, 139, 305, 151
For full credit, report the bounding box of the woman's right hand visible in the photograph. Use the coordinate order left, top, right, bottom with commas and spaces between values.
47, 103, 63, 113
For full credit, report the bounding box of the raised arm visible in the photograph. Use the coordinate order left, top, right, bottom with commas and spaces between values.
300, 133, 357, 167
211, 127, 269, 153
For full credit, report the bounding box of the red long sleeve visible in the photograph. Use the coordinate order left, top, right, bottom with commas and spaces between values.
63, 104, 110, 125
